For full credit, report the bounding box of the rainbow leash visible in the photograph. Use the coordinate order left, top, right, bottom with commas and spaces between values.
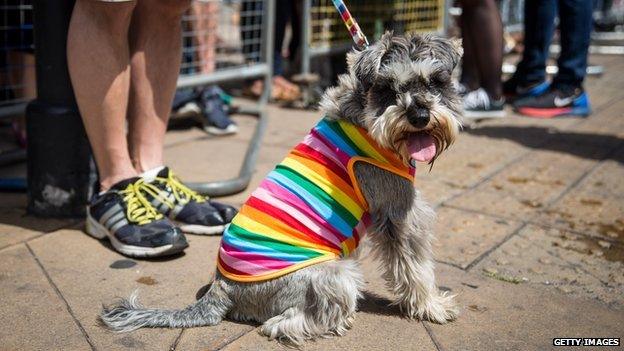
331, 0, 369, 49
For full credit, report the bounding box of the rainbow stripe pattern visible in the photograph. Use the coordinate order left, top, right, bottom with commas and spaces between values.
217, 118, 415, 282
331, 0, 369, 48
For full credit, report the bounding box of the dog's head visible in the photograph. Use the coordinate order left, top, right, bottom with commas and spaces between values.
321, 32, 463, 165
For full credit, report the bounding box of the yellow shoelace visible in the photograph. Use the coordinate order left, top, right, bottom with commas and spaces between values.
154, 170, 206, 208
119, 179, 164, 225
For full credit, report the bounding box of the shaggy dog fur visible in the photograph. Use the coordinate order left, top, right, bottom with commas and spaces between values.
100, 32, 464, 346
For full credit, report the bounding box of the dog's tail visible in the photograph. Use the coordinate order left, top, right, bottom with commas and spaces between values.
100, 282, 230, 332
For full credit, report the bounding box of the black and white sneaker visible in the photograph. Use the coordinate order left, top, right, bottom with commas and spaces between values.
142, 167, 237, 235
463, 88, 506, 119
85, 177, 189, 258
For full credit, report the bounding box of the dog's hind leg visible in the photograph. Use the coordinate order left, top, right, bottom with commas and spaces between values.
100, 278, 232, 332
354, 162, 458, 324
259, 260, 363, 346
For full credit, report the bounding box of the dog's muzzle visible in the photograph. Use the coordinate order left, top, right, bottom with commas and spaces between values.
407, 106, 430, 129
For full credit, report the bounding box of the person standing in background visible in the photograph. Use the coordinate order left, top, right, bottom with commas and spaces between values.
458, 0, 506, 119
67, 0, 237, 258
504, 0, 593, 118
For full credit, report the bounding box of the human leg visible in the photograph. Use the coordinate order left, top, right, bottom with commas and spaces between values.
459, 0, 504, 99
553, 0, 593, 89
67, 0, 137, 190
126, 0, 191, 173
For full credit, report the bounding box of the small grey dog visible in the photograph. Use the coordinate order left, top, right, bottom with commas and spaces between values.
100, 32, 463, 345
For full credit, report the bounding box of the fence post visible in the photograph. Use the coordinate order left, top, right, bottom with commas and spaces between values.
301, 0, 312, 75
26, 0, 94, 217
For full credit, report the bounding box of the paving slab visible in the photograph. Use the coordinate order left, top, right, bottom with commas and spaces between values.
433, 207, 522, 269
427, 263, 624, 351
423, 131, 530, 189
447, 139, 607, 221
534, 158, 624, 243
0, 207, 77, 250
415, 176, 466, 206
474, 224, 624, 307
28, 227, 252, 351
0, 244, 92, 350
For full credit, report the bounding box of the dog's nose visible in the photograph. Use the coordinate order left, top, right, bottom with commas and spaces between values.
407, 106, 430, 128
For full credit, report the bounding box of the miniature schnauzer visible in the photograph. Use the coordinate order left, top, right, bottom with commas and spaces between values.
100, 32, 463, 345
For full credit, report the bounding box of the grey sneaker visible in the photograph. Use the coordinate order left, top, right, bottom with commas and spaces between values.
86, 177, 188, 258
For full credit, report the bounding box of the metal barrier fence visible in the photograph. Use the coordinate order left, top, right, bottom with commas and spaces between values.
300, 0, 447, 75
499, 0, 524, 33
0, 0, 274, 116
0, 0, 35, 120
178, 0, 274, 196
178, 0, 273, 95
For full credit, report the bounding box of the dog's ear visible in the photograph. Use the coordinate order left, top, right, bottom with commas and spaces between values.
448, 38, 463, 69
347, 31, 394, 91
408, 34, 463, 72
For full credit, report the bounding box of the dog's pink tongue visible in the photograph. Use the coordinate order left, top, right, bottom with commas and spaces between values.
407, 133, 436, 163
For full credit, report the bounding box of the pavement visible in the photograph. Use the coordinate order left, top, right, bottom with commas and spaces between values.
1, 54, 623, 351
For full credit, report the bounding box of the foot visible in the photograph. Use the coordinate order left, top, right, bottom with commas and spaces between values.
462, 88, 506, 119
143, 167, 237, 235
400, 291, 459, 324
199, 86, 238, 135
502, 76, 550, 102
513, 86, 591, 118
86, 177, 189, 258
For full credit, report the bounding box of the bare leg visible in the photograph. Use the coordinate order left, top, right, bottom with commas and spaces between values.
67, 0, 137, 190
127, 0, 191, 173
458, 15, 480, 91
190, 1, 218, 74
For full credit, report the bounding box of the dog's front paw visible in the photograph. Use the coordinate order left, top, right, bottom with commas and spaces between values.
399, 291, 459, 324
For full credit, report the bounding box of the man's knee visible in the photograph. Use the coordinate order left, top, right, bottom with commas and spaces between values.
152, 0, 192, 18
75, 0, 137, 32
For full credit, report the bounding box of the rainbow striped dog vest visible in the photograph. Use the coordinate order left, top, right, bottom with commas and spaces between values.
217, 118, 416, 282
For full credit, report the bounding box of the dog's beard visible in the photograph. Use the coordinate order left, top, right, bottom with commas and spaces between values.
366, 98, 461, 166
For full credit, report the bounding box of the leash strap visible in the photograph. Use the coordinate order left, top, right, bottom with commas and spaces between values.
331, 0, 369, 49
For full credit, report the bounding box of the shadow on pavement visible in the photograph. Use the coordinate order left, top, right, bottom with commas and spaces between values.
358, 291, 402, 317
465, 125, 624, 163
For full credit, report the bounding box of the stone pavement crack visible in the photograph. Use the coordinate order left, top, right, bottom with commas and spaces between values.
214, 328, 258, 351
0, 219, 81, 252
423, 322, 445, 351
25, 243, 97, 351
464, 222, 529, 272
169, 329, 185, 351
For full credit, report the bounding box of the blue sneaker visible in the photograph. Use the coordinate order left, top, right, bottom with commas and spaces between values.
503, 77, 550, 102
86, 177, 189, 258
513, 87, 591, 118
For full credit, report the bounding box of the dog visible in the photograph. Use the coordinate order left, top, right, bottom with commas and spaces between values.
100, 32, 463, 346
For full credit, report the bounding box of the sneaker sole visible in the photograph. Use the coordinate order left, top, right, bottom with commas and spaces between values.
176, 222, 227, 235
85, 212, 187, 258
516, 106, 591, 118
463, 110, 506, 119
204, 124, 238, 136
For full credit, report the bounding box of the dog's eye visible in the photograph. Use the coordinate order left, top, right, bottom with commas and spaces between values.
431, 71, 450, 87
